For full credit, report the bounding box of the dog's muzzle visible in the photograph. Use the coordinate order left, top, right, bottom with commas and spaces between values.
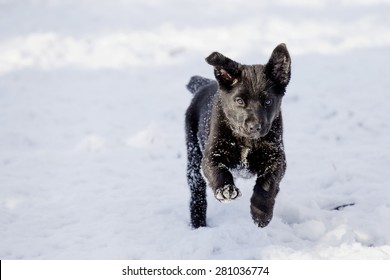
246, 123, 263, 139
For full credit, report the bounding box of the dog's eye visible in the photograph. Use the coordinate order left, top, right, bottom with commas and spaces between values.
264, 99, 273, 106
235, 97, 245, 106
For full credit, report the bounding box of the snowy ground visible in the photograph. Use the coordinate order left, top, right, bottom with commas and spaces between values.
1, 0, 390, 259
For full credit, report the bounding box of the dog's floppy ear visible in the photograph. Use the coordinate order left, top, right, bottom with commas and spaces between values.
206, 52, 242, 90
265, 43, 291, 88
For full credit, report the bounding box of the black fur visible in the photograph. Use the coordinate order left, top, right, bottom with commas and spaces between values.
185, 44, 291, 228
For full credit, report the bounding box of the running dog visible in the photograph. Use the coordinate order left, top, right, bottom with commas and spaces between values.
185, 44, 291, 228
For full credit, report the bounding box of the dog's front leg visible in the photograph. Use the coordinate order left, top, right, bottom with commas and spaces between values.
201, 155, 241, 203
250, 151, 286, 227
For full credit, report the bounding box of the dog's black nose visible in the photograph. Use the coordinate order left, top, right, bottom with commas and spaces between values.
249, 124, 262, 132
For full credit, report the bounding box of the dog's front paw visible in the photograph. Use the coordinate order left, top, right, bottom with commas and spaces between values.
215, 184, 241, 203
250, 205, 273, 228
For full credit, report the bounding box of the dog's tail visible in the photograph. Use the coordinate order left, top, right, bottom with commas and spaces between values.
186, 76, 214, 94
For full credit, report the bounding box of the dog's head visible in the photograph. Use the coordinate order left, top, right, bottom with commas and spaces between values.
206, 44, 291, 139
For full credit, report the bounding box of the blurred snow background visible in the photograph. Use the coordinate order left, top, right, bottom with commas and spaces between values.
0, 0, 390, 259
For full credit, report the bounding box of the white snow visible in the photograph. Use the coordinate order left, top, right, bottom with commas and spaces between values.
1, 0, 390, 259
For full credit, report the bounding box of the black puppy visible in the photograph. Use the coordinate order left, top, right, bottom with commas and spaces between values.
185, 44, 291, 228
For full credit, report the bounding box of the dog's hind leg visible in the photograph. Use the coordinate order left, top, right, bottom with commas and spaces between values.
185, 121, 207, 228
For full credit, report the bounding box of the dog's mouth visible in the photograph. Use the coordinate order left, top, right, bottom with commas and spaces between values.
248, 133, 262, 140
247, 131, 265, 140
234, 126, 269, 139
